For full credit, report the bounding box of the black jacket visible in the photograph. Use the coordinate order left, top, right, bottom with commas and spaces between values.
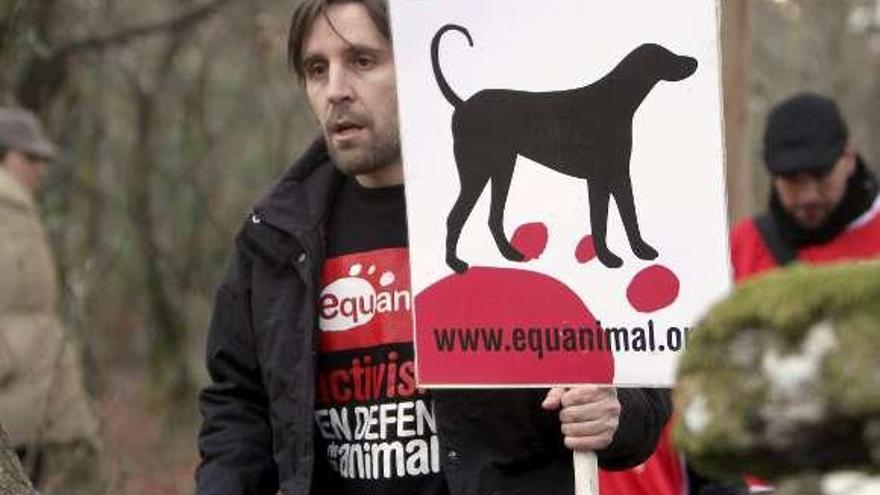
196, 139, 671, 495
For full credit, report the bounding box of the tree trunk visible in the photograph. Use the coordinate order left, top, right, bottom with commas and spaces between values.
721, 0, 753, 224
128, 85, 193, 401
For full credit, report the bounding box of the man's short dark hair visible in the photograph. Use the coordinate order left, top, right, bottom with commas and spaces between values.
0, 146, 7, 162
287, 0, 390, 81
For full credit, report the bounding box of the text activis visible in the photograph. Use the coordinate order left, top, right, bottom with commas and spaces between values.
316, 351, 423, 408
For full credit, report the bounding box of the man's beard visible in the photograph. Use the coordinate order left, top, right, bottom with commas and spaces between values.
322, 103, 402, 178
770, 159, 878, 247
327, 133, 401, 178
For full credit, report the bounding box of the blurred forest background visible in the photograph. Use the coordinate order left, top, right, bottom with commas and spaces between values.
2, 0, 880, 493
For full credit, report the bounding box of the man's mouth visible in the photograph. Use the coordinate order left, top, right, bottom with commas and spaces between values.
329, 121, 366, 139
794, 204, 829, 227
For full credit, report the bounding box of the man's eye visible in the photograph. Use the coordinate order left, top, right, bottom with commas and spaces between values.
354, 56, 375, 69
306, 63, 327, 78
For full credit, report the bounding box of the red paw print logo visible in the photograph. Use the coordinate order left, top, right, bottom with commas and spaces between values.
511, 222, 681, 313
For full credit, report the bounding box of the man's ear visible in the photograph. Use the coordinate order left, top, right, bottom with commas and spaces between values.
841, 145, 858, 177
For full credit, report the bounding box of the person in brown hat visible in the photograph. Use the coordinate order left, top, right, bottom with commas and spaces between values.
0, 107, 102, 494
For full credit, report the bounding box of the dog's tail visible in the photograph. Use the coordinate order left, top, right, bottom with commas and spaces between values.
431, 24, 472, 108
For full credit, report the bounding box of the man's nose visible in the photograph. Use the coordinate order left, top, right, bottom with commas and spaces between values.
326, 65, 354, 104
795, 179, 822, 202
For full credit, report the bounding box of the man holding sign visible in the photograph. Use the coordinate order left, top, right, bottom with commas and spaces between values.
196, 1, 670, 494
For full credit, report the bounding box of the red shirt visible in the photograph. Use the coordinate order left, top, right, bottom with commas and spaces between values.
599, 422, 684, 495
731, 197, 880, 282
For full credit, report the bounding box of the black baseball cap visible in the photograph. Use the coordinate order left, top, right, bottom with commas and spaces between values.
763, 93, 848, 176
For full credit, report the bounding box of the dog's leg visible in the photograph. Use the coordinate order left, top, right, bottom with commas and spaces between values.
588, 182, 623, 268
488, 166, 525, 262
613, 181, 658, 261
446, 170, 490, 273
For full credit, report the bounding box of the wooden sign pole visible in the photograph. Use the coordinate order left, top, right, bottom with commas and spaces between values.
574, 451, 599, 495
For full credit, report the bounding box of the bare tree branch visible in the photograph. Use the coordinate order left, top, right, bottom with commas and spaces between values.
16, 0, 243, 113
55, 0, 242, 58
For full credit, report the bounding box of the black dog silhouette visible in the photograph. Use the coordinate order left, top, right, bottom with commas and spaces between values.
432, 24, 698, 273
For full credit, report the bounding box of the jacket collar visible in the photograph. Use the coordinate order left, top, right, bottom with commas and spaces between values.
252, 137, 344, 238
0, 167, 36, 213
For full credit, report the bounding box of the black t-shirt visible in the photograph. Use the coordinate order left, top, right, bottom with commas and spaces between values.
313, 177, 447, 495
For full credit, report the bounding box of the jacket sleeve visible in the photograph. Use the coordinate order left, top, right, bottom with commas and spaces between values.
596, 387, 672, 470
196, 256, 278, 495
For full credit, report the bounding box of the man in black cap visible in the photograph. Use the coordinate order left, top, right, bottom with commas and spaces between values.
723, 94, 880, 494
633, 93, 880, 495
730, 92, 880, 282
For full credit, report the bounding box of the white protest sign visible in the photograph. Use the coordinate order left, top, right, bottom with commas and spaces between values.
390, 0, 730, 388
